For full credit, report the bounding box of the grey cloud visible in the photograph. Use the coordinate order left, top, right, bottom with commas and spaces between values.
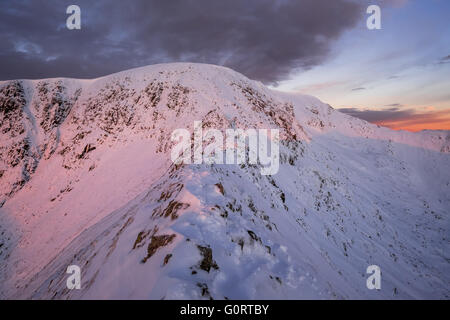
438, 54, 450, 64
339, 107, 450, 130
351, 87, 366, 91
338, 107, 414, 123
0, 0, 364, 83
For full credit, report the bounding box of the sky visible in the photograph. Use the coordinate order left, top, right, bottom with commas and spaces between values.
1, 0, 449, 131
275, 0, 450, 131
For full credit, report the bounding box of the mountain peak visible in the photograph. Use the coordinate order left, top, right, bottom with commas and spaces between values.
0, 63, 449, 299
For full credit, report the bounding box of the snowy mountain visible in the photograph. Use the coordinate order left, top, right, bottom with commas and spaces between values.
0, 63, 449, 299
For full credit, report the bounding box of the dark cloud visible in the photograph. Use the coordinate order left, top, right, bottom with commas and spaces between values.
339, 107, 413, 122
339, 107, 450, 131
0, 0, 364, 83
351, 87, 366, 91
385, 103, 403, 107
438, 54, 450, 64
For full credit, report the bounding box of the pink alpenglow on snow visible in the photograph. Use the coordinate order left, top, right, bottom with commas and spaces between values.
171, 121, 280, 175
0, 63, 449, 300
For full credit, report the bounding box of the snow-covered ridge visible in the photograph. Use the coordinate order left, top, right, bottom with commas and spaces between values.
0, 63, 448, 299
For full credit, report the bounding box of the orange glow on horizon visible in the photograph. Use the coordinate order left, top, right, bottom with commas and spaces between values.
374, 110, 450, 132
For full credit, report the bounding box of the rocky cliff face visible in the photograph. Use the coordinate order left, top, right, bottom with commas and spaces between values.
0, 63, 449, 299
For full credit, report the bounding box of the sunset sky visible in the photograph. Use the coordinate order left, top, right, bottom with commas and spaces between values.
1, 0, 449, 131
276, 0, 450, 131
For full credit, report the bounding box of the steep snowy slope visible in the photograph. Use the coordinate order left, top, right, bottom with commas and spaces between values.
0, 63, 449, 299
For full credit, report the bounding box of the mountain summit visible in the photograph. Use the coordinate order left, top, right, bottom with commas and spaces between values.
0, 63, 449, 299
